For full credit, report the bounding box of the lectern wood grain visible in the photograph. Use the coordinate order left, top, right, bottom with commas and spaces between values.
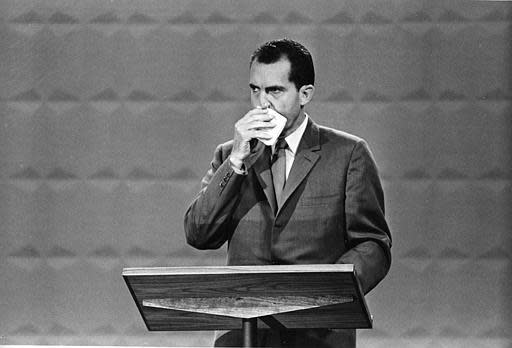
123, 264, 372, 331
144, 294, 353, 318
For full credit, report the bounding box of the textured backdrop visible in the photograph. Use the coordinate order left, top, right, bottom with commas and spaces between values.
0, 0, 511, 346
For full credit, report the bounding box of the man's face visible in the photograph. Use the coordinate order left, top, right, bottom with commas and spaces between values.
249, 58, 304, 135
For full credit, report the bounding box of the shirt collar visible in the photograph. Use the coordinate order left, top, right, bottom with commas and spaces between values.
282, 113, 308, 155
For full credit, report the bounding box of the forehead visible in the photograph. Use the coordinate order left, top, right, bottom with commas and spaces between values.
249, 59, 292, 86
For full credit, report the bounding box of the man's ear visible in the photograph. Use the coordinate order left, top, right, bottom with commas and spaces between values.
299, 84, 315, 106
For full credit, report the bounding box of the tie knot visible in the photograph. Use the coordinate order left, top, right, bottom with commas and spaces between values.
270, 138, 287, 165
275, 138, 288, 151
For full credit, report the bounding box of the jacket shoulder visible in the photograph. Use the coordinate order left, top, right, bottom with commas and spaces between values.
317, 124, 366, 148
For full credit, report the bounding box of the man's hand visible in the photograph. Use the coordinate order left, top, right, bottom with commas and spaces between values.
230, 107, 275, 170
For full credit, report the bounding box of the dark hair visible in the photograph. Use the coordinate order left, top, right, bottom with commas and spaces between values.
250, 38, 315, 90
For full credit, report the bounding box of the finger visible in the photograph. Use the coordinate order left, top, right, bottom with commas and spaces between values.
236, 120, 271, 133
247, 121, 276, 130
244, 113, 274, 124
251, 130, 273, 140
236, 118, 273, 133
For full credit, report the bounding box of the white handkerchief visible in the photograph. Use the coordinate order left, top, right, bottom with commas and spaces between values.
258, 108, 287, 146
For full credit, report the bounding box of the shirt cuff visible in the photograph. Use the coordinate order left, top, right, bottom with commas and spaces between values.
229, 157, 248, 175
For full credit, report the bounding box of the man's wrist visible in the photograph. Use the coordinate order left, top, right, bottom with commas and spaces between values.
229, 156, 248, 175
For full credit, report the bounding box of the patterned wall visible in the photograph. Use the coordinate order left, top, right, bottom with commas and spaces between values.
0, 0, 510, 346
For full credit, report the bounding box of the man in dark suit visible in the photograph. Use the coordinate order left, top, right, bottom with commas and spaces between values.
184, 39, 392, 347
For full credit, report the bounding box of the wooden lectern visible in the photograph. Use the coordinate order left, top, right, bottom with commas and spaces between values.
123, 264, 372, 347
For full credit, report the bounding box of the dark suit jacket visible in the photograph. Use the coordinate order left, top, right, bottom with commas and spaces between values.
184, 117, 392, 347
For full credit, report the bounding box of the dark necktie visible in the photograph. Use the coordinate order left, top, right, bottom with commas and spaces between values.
271, 138, 288, 208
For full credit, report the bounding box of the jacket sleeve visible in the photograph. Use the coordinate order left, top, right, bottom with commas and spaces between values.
337, 139, 392, 294
184, 141, 246, 250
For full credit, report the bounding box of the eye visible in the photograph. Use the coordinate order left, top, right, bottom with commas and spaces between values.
250, 86, 260, 93
267, 87, 284, 96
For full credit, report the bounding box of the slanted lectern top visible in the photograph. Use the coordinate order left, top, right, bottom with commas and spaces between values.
123, 264, 372, 334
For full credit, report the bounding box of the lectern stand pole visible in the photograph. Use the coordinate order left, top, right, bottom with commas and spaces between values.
242, 318, 257, 347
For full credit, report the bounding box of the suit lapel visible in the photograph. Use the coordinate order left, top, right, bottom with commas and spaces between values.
278, 119, 321, 215
252, 146, 278, 214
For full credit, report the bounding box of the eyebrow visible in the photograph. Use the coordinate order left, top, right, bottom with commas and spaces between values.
249, 83, 286, 92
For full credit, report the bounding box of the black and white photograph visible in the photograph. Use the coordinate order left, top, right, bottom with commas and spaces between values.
0, 0, 510, 347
